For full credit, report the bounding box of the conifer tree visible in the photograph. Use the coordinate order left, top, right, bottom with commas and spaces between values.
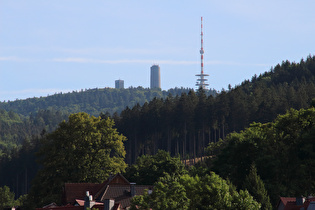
243, 164, 272, 210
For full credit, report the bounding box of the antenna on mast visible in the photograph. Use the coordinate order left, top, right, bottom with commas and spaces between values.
196, 16, 209, 89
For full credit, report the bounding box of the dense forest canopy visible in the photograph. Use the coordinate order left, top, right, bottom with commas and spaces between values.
115, 55, 315, 163
210, 107, 315, 206
1, 55, 315, 208
0, 87, 208, 157
0, 109, 68, 157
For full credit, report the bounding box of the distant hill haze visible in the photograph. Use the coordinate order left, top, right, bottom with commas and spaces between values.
0, 87, 203, 116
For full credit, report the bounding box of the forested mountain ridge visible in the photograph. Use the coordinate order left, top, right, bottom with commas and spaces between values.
0, 87, 213, 153
0, 87, 206, 117
1, 55, 314, 159
115, 55, 315, 163
1, 55, 315, 207
0, 87, 208, 157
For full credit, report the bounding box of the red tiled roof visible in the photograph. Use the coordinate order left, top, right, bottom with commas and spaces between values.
37, 203, 104, 210
75, 199, 103, 206
99, 185, 152, 208
279, 197, 296, 206
61, 174, 152, 209
278, 197, 315, 210
63, 173, 131, 205
63, 182, 105, 204
36, 205, 104, 210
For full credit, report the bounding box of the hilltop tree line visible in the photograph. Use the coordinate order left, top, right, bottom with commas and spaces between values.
0, 87, 204, 117
114, 55, 315, 163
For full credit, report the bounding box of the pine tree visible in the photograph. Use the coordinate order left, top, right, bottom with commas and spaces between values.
243, 164, 272, 210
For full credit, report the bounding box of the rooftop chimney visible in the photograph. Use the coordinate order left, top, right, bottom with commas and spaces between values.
104, 199, 115, 210
130, 183, 136, 197
84, 191, 95, 210
296, 196, 305, 206
148, 187, 153, 195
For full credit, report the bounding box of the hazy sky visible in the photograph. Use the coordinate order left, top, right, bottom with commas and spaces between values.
1, 1, 315, 101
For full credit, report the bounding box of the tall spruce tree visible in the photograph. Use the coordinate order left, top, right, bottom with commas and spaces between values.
243, 164, 272, 210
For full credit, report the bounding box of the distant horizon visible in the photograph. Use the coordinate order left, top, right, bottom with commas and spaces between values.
0, 85, 212, 102
0, 55, 313, 102
1, 1, 315, 101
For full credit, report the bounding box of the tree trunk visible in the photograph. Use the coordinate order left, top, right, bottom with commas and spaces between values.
167, 127, 171, 153
222, 123, 225, 139
208, 127, 211, 144
134, 131, 137, 163
183, 122, 187, 160
193, 135, 196, 164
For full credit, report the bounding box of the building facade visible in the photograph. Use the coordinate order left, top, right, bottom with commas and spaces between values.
115, 80, 124, 89
150, 65, 161, 89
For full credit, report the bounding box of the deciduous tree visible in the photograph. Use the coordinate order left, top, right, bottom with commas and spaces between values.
131, 172, 261, 210
27, 112, 127, 207
0, 186, 15, 210
124, 150, 187, 185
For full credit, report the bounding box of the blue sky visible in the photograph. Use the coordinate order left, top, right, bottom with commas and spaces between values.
1, 1, 315, 101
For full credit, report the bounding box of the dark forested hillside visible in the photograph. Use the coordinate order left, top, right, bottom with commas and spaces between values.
115, 55, 315, 163
0, 87, 203, 117
0, 109, 69, 157
211, 107, 315, 206
0, 87, 217, 159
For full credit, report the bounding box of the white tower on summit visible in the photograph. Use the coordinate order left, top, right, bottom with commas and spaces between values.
196, 17, 209, 89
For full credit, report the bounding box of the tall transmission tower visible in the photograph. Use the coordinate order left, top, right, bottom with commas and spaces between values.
196, 16, 209, 89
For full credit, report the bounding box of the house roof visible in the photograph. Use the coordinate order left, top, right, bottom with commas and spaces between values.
277, 197, 315, 210
63, 173, 129, 205
62, 173, 152, 209
36, 204, 104, 210
309, 202, 315, 210
99, 185, 152, 208
74, 199, 103, 206
63, 182, 105, 204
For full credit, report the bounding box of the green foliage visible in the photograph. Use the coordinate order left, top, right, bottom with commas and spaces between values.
183, 172, 260, 210
0, 137, 41, 204
243, 164, 272, 210
233, 190, 261, 210
124, 150, 187, 185
212, 107, 315, 206
117, 56, 315, 164
205, 139, 226, 156
0, 108, 68, 158
131, 174, 190, 210
131, 172, 261, 210
0, 185, 15, 209
15, 194, 28, 208
27, 113, 127, 207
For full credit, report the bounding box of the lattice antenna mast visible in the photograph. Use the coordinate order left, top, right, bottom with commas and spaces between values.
196, 16, 209, 89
